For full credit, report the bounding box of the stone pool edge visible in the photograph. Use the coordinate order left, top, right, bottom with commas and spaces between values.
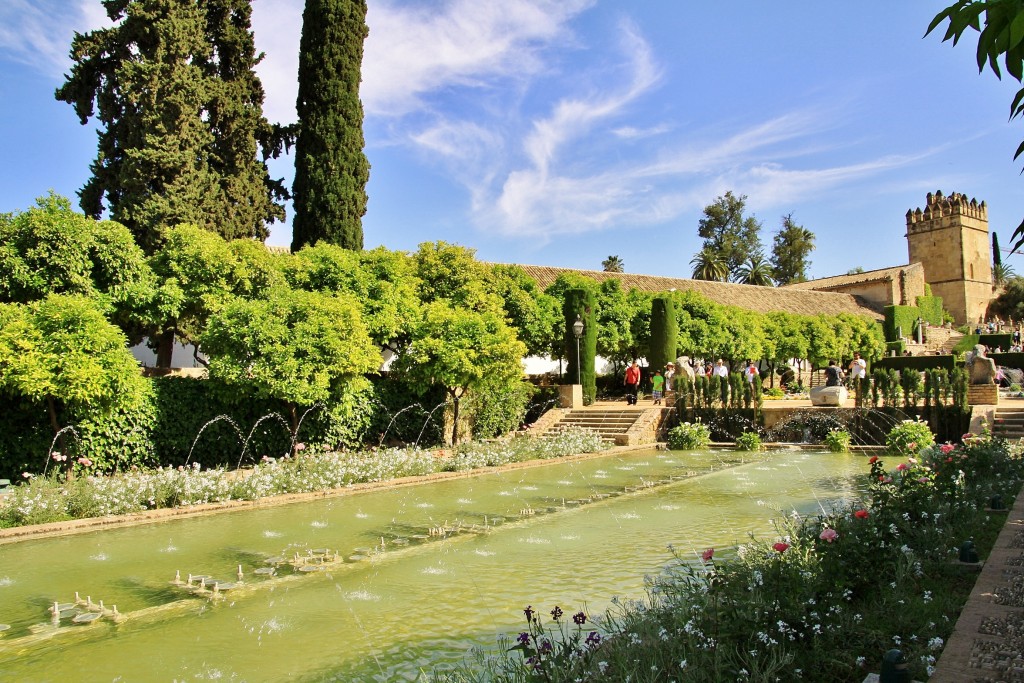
0, 442, 667, 544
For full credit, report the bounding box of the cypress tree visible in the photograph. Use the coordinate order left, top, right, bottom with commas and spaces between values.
563, 288, 597, 405
55, 0, 288, 253
291, 0, 370, 251
648, 294, 677, 372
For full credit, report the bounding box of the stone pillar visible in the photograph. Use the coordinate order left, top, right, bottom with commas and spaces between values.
558, 384, 584, 409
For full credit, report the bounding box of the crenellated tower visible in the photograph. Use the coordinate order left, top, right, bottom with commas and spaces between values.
906, 190, 992, 324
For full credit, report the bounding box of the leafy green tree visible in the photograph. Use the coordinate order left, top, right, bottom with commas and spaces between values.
488, 264, 561, 357
291, 0, 370, 251
690, 247, 728, 281
392, 303, 526, 444
696, 191, 764, 274
55, 0, 288, 252
602, 255, 625, 272
145, 225, 242, 366
928, 1, 1024, 250
988, 275, 1024, 318
284, 244, 420, 349
595, 280, 647, 372
413, 242, 502, 313
0, 194, 153, 332
770, 213, 816, 284
201, 287, 380, 436
0, 295, 147, 453
732, 255, 775, 286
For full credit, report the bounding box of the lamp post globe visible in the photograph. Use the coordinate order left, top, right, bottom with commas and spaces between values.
572, 317, 584, 385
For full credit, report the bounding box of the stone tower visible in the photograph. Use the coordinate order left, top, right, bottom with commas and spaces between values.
906, 191, 992, 325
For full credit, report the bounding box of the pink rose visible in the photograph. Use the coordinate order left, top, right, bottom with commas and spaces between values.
896, 463, 908, 471
940, 444, 955, 455
819, 528, 838, 543
701, 548, 714, 562
773, 542, 789, 553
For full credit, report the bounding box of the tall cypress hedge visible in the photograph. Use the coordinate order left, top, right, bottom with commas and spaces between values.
292, 0, 370, 251
563, 288, 597, 404
649, 294, 677, 372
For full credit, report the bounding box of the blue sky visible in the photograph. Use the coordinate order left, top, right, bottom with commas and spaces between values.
1, 0, 1022, 280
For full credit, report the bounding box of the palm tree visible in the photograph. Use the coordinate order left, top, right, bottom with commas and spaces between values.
690, 248, 728, 281
602, 255, 624, 273
994, 262, 1017, 287
733, 255, 775, 286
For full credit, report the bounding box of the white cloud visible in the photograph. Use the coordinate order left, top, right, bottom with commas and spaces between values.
363, 0, 594, 117
0, 0, 104, 77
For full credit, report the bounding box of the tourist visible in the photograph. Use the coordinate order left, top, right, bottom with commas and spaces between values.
825, 360, 844, 387
664, 362, 675, 391
651, 370, 664, 405
745, 360, 758, 385
848, 351, 867, 386
624, 360, 640, 405
713, 359, 729, 378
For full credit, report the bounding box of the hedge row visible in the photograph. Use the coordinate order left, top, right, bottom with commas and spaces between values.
0, 376, 535, 481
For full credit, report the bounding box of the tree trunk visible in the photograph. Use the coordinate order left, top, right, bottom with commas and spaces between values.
450, 389, 462, 446
289, 403, 299, 452
156, 328, 175, 368
47, 395, 68, 478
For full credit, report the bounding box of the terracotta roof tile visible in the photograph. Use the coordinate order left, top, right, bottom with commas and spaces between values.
499, 264, 884, 320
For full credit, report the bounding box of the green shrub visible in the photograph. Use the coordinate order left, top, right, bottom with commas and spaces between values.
735, 431, 762, 451
763, 387, 784, 398
886, 420, 935, 457
824, 429, 852, 453
666, 422, 711, 450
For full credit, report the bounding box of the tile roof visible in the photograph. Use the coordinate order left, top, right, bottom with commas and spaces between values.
501, 264, 885, 320
781, 263, 922, 291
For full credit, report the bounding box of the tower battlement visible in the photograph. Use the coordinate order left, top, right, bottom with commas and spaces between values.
905, 190, 991, 324
906, 190, 987, 234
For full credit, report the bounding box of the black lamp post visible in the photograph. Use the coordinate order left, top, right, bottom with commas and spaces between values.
573, 316, 584, 385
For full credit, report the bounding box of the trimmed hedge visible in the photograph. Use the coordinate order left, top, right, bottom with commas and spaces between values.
873, 355, 956, 372
649, 295, 677, 373
883, 305, 918, 342
885, 340, 906, 356
915, 295, 944, 326
980, 333, 1013, 352
991, 353, 1024, 370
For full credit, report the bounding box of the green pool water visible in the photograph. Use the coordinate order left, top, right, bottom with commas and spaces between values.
0, 448, 867, 681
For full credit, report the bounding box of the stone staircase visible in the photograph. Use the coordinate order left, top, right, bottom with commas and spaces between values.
992, 406, 1024, 440
545, 408, 645, 442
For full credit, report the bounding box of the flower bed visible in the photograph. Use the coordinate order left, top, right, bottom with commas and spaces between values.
437, 429, 1024, 682
0, 428, 606, 528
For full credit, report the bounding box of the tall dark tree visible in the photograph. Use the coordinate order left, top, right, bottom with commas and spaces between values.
55, 0, 288, 253
696, 191, 763, 274
770, 213, 816, 284
292, 0, 370, 251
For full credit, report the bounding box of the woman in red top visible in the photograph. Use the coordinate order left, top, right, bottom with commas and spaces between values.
624, 361, 641, 405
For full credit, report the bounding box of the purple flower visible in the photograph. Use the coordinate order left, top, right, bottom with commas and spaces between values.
540, 639, 553, 653
573, 611, 587, 625
550, 606, 563, 621
517, 632, 530, 645
585, 631, 602, 647
524, 605, 535, 621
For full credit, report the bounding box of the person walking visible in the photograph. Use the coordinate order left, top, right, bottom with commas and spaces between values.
624, 361, 641, 405
651, 370, 665, 405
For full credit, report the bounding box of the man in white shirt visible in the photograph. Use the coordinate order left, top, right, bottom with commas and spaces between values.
848, 352, 866, 383
713, 359, 729, 378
